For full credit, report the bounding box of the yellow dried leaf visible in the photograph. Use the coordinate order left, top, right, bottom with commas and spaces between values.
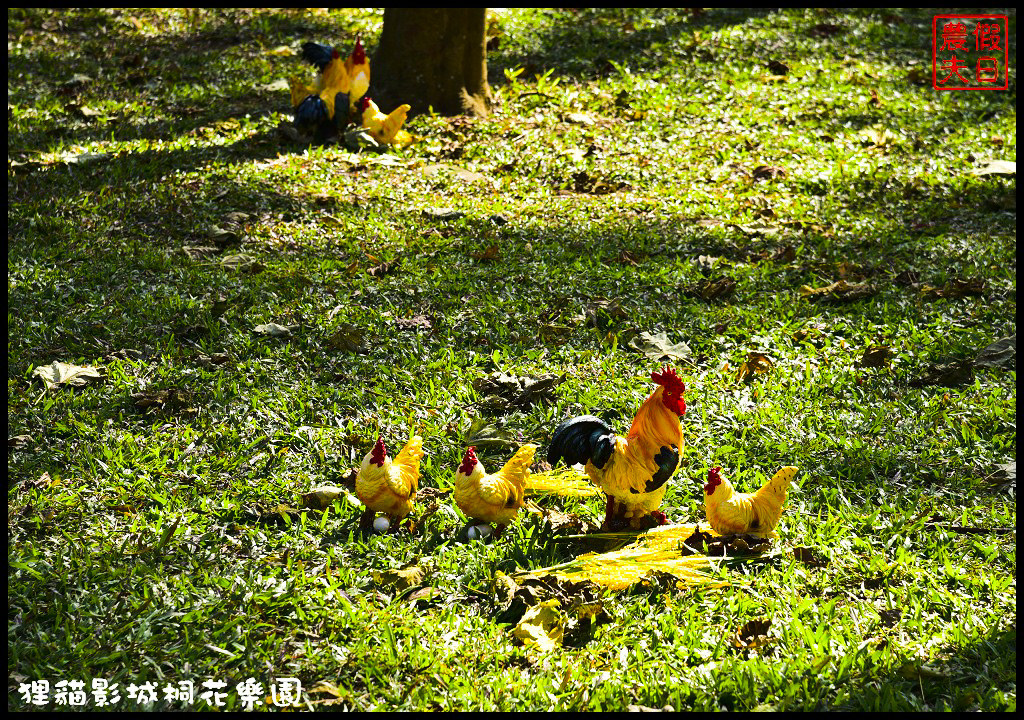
735, 352, 774, 383
799, 279, 876, 303
512, 599, 564, 652
859, 345, 894, 368
301, 486, 349, 510
373, 565, 426, 592
32, 362, 104, 390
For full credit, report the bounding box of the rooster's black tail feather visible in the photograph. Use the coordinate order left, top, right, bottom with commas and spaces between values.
547, 415, 616, 470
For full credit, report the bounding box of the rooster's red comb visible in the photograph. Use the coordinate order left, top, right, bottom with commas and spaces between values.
651, 365, 686, 395
459, 447, 478, 475
370, 437, 387, 466
703, 466, 723, 494
351, 36, 366, 63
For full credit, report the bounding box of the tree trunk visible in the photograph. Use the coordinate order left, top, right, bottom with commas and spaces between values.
371, 8, 491, 117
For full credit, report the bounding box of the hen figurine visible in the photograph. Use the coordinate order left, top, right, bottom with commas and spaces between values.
355, 435, 424, 532
357, 96, 412, 146
547, 366, 687, 530
703, 465, 798, 536
454, 444, 537, 538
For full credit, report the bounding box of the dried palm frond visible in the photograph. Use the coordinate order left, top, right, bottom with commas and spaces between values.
526, 523, 782, 591
524, 523, 713, 590
525, 468, 600, 497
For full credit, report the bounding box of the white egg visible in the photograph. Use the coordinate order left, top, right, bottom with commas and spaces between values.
373, 517, 391, 533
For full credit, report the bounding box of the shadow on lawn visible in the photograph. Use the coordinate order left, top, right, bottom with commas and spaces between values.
8, 7, 1014, 393
489, 8, 776, 79
857, 623, 1017, 710
7, 8, 365, 152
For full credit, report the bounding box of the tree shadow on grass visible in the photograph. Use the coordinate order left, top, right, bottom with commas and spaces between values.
489, 8, 776, 80
7, 8, 370, 153
850, 623, 1016, 710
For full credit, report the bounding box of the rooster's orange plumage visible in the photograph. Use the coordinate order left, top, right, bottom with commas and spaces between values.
290, 41, 352, 141
547, 366, 687, 530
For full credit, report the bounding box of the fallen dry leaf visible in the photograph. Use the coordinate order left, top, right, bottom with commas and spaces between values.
253, 322, 299, 338
541, 508, 602, 533
585, 298, 628, 331
571, 170, 629, 195
920, 278, 986, 301
971, 160, 1015, 177
792, 546, 829, 567
131, 388, 192, 412
473, 372, 565, 413
752, 165, 786, 180
325, 324, 366, 353
688, 276, 736, 301
910, 360, 975, 388
422, 207, 465, 221
470, 245, 501, 262
19, 471, 52, 492
750, 245, 796, 263
182, 245, 220, 259
8, 435, 34, 451
735, 352, 774, 383
301, 486, 351, 511
367, 260, 399, 277
975, 335, 1015, 370
32, 361, 104, 390
373, 563, 427, 592
219, 254, 263, 272
512, 598, 565, 652
394, 314, 433, 332
808, 22, 844, 37
733, 618, 772, 651
800, 279, 876, 304
564, 112, 595, 125
629, 331, 691, 362
859, 345, 894, 368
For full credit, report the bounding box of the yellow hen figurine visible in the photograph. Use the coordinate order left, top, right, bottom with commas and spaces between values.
357, 96, 412, 145
355, 436, 424, 532
703, 465, 798, 536
454, 444, 537, 538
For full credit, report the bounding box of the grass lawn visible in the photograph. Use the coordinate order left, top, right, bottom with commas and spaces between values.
7, 7, 1016, 711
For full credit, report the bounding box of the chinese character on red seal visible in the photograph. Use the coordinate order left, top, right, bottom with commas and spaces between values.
933, 15, 1008, 90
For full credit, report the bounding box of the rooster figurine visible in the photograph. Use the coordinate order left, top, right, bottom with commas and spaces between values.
289, 37, 371, 142
355, 436, 424, 532
343, 35, 370, 114
547, 366, 687, 530
289, 41, 351, 141
454, 444, 537, 539
357, 96, 412, 146
703, 465, 798, 537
